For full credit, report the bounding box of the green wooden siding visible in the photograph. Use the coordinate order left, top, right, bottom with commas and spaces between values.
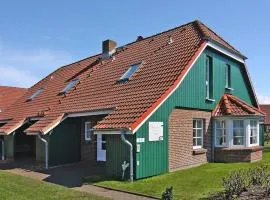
106, 134, 135, 179
135, 47, 256, 179
48, 118, 81, 165
4, 134, 14, 159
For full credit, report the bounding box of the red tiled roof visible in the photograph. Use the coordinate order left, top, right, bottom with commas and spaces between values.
260, 105, 270, 124
213, 94, 264, 117
0, 86, 27, 112
0, 20, 253, 134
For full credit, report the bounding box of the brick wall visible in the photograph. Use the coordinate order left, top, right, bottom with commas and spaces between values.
215, 146, 263, 162
168, 108, 212, 171
80, 115, 106, 162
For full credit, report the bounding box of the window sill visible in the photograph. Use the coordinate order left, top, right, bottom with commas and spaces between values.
193, 148, 207, 155
225, 87, 234, 91
206, 98, 215, 102
85, 140, 91, 144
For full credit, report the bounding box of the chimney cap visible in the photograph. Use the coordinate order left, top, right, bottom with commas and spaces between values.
136, 36, 144, 41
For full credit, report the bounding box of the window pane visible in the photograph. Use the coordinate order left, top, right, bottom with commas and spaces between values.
60, 79, 79, 94
233, 137, 244, 145
193, 120, 196, 128
193, 129, 196, 137
216, 129, 222, 137
250, 136, 257, 144
233, 129, 244, 137
119, 63, 140, 81
197, 138, 202, 146
197, 120, 202, 128
197, 129, 202, 137
193, 138, 196, 146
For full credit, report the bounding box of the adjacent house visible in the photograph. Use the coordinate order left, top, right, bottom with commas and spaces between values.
0, 20, 265, 180
260, 105, 270, 132
0, 86, 27, 113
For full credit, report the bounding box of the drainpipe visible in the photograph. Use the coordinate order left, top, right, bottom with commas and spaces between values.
38, 134, 48, 169
120, 129, 133, 182
0, 138, 4, 160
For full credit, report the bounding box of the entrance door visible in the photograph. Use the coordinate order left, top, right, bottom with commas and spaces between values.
97, 134, 106, 161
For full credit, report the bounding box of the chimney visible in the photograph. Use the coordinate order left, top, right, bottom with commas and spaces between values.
102, 39, 117, 54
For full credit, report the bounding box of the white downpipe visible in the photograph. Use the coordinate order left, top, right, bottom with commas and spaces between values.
0, 138, 4, 160
120, 130, 133, 182
38, 134, 48, 169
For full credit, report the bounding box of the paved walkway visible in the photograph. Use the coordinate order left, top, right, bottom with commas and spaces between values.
1, 160, 157, 200
74, 184, 157, 200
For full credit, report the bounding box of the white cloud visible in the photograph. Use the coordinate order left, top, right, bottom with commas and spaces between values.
0, 42, 72, 88
0, 65, 39, 88
257, 94, 270, 104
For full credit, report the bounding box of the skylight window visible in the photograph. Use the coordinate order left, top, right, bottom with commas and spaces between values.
119, 63, 141, 82
59, 79, 79, 95
27, 88, 44, 101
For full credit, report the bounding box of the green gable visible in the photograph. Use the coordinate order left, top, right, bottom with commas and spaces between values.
135, 47, 256, 179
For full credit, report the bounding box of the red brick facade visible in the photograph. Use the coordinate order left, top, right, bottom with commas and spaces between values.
215, 146, 263, 162
80, 115, 106, 162
168, 108, 212, 171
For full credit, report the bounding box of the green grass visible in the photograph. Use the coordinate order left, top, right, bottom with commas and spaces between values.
94, 146, 270, 200
0, 170, 108, 200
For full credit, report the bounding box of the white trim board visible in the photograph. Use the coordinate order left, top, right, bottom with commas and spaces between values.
94, 130, 133, 135
132, 41, 249, 133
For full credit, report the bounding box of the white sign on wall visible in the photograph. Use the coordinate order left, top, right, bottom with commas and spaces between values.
149, 122, 164, 141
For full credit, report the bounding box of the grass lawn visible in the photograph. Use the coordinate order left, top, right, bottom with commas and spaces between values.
0, 170, 108, 200
94, 146, 270, 200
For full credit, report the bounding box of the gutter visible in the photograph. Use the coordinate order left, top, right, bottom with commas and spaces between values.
38, 134, 48, 169
120, 129, 133, 182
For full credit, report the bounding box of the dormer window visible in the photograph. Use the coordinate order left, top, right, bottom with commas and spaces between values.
118, 63, 141, 82
27, 88, 44, 101
59, 79, 79, 95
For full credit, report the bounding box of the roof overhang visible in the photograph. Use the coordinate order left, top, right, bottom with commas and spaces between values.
93, 129, 133, 135
0, 119, 27, 135
25, 108, 115, 135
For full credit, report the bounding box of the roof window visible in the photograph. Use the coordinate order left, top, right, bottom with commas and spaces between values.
27, 88, 44, 101
59, 79, 79, 95
118, 63, 141, 82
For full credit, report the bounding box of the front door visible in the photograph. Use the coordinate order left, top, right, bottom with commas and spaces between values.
97, 134, 106, 161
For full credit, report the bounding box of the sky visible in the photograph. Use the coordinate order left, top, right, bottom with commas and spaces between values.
0, 0, 270, 103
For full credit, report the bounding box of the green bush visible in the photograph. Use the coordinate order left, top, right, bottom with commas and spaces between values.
161, 187, 173, 200
223, 169, 249, 199
205, 164, 270, 199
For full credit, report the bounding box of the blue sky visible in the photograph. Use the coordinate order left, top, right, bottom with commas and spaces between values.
0, 1, 269, 103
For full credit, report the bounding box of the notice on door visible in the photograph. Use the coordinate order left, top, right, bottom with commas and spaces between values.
149, 122, 164, 141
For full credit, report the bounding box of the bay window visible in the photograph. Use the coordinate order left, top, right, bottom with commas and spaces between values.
215, 118, 259, 148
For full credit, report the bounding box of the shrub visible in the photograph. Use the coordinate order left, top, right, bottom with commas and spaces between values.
223, 169, 250, 199
161, 186, 173, 200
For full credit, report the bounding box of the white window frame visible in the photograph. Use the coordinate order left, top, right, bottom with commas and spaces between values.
84, 121, 92, 141
193, 119, 204, 149
225, 64, 233, 90
248, 119, 259, 147
232, 120, 245, 147
215, 120, 227, 147
214, 118, 260, 148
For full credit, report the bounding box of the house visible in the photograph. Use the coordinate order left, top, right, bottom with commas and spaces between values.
0, 86, 27, 160
260, 105, 270, 132
0, 20, 265, 180
0, 86, 27, 113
